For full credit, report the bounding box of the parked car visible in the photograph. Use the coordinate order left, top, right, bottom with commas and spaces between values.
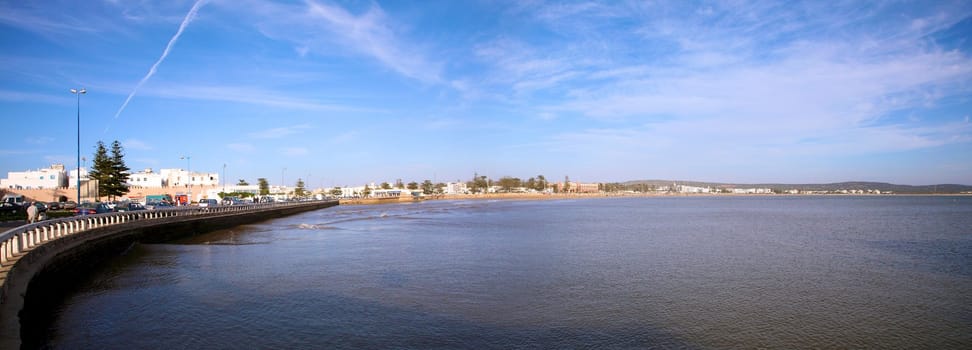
198, 199, 219, 208
221, 197, 243, 206
144, 201, 174, 210
0, 202, 22, 215
61, 201, 78, 210
115, 202, 146, 212
30, 202, 49, 221
47, 202, 62, 210
2, 194, 25, 205
75, 202, 112, 215
31, 202, 48, 213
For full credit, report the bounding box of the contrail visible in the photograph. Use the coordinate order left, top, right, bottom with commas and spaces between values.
106, 0, 207, 133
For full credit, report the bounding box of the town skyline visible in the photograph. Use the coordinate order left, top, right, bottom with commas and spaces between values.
4, 160, 971, 196
2, 1, 971, 186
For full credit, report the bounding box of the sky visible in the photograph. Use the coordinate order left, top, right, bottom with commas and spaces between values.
1, 0, 971, 187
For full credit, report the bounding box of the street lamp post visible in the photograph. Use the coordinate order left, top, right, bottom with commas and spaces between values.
82, 157, 87, 202
222, 163, 226, 194
181, 155, 191, 205
71, 88, 86, 203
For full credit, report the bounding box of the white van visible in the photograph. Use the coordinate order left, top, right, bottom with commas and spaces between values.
198, 199, 219, 207
2, 194, 25, 205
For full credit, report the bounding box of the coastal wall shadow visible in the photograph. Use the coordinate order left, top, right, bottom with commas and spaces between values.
0, 201, 337, 349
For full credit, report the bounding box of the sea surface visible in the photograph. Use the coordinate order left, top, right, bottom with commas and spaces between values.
45, 196, 972, 349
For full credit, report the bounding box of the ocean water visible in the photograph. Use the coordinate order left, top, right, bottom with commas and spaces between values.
45, 196, 972, 349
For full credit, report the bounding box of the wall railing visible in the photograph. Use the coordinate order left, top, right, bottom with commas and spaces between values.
0, 200, 336, 270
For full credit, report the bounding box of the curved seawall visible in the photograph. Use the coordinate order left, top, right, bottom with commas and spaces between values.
0, 200, 338, 349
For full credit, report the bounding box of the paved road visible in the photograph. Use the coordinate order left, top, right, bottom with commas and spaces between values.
0, 220, 26, 229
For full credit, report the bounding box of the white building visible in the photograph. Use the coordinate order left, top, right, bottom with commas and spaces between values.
128, 168, 166, 188
445, 181, 468, 194
731, 188, 774, 194
1, 164, 69, 190
161, 168, 220, 188
67, 167, 89, 188
677, 184, 712, 193
339, 186, 363, 198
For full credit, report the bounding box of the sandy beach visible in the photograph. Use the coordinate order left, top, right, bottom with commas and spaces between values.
338, 191, 715, 205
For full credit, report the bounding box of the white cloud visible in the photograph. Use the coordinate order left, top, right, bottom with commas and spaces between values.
0, 6, 102, 37
111, 0, 207, 123
525, 3, 972, 157
537, 112, 557, 121
132, 158, 160, 167
25, 136, 54, 145
122, 138, 153, 150
250, 0, 441, 84
474, 38, 577, 93
148, 84, 368, 112
281, 147, 309, 156
303, 1, 441, 83
331, 131, 357, 144
227, 143, 255, 152
43, 155, 72, 164
0, 89, 69, 105
248, 124, 312, 139
295, 45, 309, 57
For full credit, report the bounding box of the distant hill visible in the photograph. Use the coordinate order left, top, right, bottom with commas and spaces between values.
621, 180, 972, 194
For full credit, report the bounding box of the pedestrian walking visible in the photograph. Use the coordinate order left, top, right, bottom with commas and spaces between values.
26, 201, 38, 223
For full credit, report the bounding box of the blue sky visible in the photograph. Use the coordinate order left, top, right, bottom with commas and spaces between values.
2, 0, 971, 187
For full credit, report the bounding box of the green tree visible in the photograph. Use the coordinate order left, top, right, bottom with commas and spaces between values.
497, 177, 521, 192
363, 184, 372, 196
237, 179, 249, 186
219, 191, 254, 199
536, 175, 547, 191
330, 187, 343, 196
88, 141, 112, 200
407, 181, 419, 190
257, 178, 270, 195
601, 183, 622, 192
434, 183, 446, 194
421, 180, 434, 194
380, 182, 392, 190
107, 140, 130, 200
469, 173, 488, 193
294, 178, 306, 198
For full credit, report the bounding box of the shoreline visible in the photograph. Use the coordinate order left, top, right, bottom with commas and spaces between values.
338, 192, 971, 205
